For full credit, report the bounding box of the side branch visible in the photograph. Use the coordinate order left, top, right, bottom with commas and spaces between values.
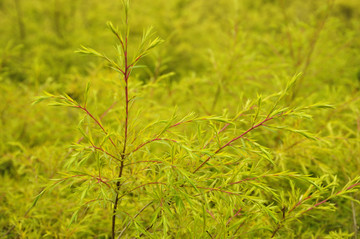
91, 145, 121, 162
76, 105, 119, 150
270, 181, 360, 238
129, 138, 177, 155
193, 116, 275, 173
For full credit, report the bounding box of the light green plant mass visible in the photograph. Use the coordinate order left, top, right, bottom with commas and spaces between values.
1, 0, 360, 238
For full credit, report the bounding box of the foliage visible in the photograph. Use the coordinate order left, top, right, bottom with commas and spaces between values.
1, 0, 360, 238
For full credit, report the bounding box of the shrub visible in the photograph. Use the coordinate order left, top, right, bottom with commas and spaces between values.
0, 0, 358, 238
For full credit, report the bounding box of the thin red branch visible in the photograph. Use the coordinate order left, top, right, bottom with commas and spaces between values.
227, 207, 243, 225
130, 138, 177, 154
271, 181, 360, 238
92, 175, 111, 188
76, 105, 118, 150
169, 119, 197, 129
91, 145, 121, 162
129, 54, 143, 67
303, 182, 360, 214
207, 209, 216, 220
193, 116, 276, 173
52, 174, 111, 189
83, 198, 105, 206
343, 182, 360, 192
68, 101, 118, 148
100, 101, 118, 119
203, 106, 256, 149
114, 65, 125, 75
287, 195, 312, 215
117, 201, 153, 238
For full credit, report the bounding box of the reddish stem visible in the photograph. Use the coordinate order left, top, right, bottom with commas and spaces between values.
130, 138, 177, 154
271, 181, 360, 238
203, 123, 230, 149
193, 116, 276, 173
112, 35, 130, 239
100, 101, 118, 119
207, 209, 216, 220
227, 207, 242, 225
91, 145, 121, 162
303, 182, 360, 214
77, 105, 118, 150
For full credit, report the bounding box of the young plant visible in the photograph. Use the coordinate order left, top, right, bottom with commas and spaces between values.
31, 1, 360, 238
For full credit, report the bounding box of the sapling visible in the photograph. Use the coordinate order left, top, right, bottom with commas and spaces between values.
31, 1, 360, 238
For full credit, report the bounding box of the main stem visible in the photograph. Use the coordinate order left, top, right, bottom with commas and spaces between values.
112, 36, 129, 239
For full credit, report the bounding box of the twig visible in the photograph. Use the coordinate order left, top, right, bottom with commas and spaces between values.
271, 181, 360, 238
117, 201, 153, 238
193, 115, 276, 173
77, 105, 118, 150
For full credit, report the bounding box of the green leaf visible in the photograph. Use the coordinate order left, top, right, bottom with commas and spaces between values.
285, 72, 301, 92
134, 220, 153, 238
263, 206, 279, 224
75, 45, 102, 57
107, 21, 124, 44
30, 189, 46, 209
303, 103, 335, 109
253, 94, 262, 123
84, 81, 90, 106
69, 209, 79, 227
290, 129, 317, 140
259, 147, 275, 166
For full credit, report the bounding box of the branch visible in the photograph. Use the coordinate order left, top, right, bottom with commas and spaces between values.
271, 181, 360, 238
76, 105, 119, 150
91, 145, 121, 162
193, 116, 276, 173
117, 201, 153, 238
129, 138, 177, 154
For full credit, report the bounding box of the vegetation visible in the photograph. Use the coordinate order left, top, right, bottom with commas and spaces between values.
1, 0, 360, 238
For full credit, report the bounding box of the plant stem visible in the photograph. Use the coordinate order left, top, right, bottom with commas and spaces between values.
77, 105, 118, 150
117, 201, 153, 239
112, 161, 124, 239
112, 34, 130, 239
193, 116, 275, 173
271, 182, 360, 238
